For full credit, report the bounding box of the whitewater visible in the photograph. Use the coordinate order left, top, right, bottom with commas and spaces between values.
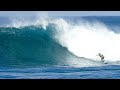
0, 15, 120, 79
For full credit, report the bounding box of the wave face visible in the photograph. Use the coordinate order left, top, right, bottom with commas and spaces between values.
0, 26, 72, 67
1, 16, 120, 68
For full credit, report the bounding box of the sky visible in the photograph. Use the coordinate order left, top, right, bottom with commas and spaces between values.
0, 11, 120, 16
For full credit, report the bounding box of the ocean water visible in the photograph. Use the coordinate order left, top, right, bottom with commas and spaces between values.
0, 15, 120, 79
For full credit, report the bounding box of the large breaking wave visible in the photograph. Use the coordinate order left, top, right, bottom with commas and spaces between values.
0, 16, 120, 68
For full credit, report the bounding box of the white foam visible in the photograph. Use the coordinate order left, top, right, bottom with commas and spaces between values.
52, 18, 120, 62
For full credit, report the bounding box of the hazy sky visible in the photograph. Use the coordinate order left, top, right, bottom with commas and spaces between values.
0, 11, 120, 16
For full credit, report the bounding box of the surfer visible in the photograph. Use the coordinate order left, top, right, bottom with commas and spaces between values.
97, 53, 105, 62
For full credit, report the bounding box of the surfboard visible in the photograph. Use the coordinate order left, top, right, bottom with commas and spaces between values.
102, 61, 108, 64
104, 62, 108, 64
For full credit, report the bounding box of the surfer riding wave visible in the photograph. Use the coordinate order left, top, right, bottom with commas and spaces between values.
97, 53, 105, 62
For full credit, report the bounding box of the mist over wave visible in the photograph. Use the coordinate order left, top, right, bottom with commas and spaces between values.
0, 15, 120, 67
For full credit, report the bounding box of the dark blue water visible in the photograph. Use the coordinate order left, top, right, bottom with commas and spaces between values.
0, 16, 120, 79
0, 65, 120, 79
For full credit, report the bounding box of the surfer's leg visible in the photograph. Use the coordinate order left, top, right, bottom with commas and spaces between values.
101, 57, 104, 62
